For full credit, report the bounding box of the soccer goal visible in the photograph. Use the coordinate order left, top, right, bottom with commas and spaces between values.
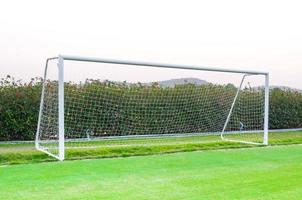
35, 55, 269, 161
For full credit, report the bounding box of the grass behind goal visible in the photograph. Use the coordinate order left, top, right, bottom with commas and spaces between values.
2, 131, 302, 165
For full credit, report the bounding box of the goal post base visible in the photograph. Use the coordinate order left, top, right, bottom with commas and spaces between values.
36, 146, 64, 161
221, 138, 268, 146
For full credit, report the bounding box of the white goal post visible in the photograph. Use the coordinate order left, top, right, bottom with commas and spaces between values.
35, 55, 269, 161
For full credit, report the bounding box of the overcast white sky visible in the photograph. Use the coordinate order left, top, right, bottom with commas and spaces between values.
0, 0, 301, 88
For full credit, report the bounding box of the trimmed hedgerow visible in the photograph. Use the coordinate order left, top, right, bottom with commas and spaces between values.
269, 88, 302, 129
0, 75, 301, 141
0, 76, 42, 141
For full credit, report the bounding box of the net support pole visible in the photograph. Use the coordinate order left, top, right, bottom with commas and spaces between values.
35, 59, 50, 149
263, 73, 269, 145
58, 56, 65, 161
221, 75, 247, 140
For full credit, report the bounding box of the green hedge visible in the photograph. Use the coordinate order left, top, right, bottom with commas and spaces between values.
0, 76, 301, 141
269, 88, 302, 129
62, 81, 239, 137
0, 76, 42, 140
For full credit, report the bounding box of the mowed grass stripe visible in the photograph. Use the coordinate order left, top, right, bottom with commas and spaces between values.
0, 131, 302, 165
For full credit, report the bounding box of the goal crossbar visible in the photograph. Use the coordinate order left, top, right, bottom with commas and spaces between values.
60, 55, 269, 75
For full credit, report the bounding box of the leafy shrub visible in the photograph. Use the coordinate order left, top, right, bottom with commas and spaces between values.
269, 88, 302, 129
0, 76, 41, 140
0, 76, 301, 141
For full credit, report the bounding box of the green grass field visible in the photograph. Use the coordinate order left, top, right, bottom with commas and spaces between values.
1, 144, 302, 200
1, 131, 302, 199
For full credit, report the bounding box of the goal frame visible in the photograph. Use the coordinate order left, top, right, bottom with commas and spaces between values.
35, 55, 269, 161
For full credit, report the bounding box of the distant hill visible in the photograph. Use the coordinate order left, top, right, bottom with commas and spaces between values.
151, 79, 302, 92
144, 78, 209, 88
159, 78, 209, 87
115, 78, 302, 92
270, 86, 302, 93
255, 85, 302, 93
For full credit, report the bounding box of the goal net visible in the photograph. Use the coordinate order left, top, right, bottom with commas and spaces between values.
36, 55, 269, 160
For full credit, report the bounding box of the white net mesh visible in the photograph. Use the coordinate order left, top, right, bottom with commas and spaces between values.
222, 75, 265, 143
37, 59, 59, 157
36, 58, 266, 159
